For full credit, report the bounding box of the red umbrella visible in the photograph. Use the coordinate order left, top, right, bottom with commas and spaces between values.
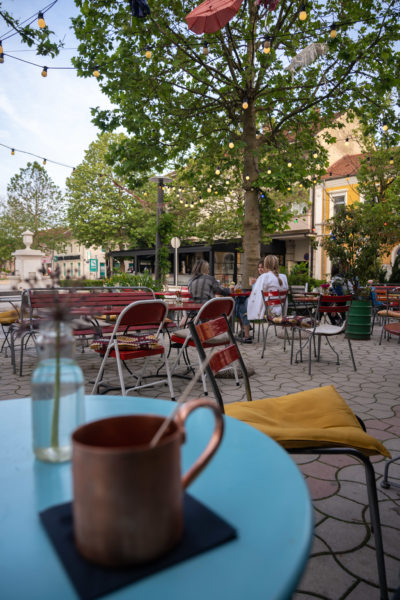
186, 0, 244, 35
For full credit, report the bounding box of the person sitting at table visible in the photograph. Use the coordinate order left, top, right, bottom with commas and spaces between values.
177, 259, 231, 327
188, 259, 231, 303
235, 259, 265, 343
247, 254, 288, 321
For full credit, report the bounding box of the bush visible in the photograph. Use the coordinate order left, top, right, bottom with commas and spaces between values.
288, 262, 323, 289
60, 278, 106, 287
106, 270, 163, 292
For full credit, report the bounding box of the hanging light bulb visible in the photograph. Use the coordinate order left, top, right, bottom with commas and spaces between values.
215, 168, 221, 175
299, 183, 303, 188
228, 140, 235, 149
263, 37, 271, 54
207, 186, 212, 193
382, 122, 388, 132
344, 137, 349, 146
143, 192, 148, 196
11, 148, 15, 155
287, 161, 292, 168
37, 11, 46, 28
192, 186, 196, 191
179, 199, 183, 204
330, 23, 337, 38
214, 190, 218, 195
93, 66, 100, 77
312, 151, 318, 159
43, 159, 47, 165
145, 46, 152, 59
277, 208, 281, 212
267, 168, 271, 175
299, 3, 307, 21
0, 53, 4, 64
287, 186, 291, 191
41, 66, 48, 77
312, 176, 317, 184
202, 42, 209, 55
184, 203, 189, 208
0, 40, 3, 53
245, 175, 250, 181
242, 98, 249, 110
390, 156, 394, 165
200, 198, 204, 203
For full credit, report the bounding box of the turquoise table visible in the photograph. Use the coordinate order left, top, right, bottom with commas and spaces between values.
0, 396, 313, 600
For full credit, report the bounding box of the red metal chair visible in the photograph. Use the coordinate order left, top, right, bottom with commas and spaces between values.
188, 315, 390, 600
169, 297, 235, 394
91, 300, 175, 399
290, 293, 356, 375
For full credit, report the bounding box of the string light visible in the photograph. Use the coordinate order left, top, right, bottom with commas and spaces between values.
93, 66, 100, 77
382, 122, 388, 132
330, 23, 338, 38
145, 46, 152, 59
215, 168, 220, 175
0, 53, 4, 64
345, 137, 349, 146
242, 98, 249, 110
287, 161, 292, 168
43, 158, 46, 165
207, 186, 212, 193
245, 175, 250, 180
11, 148, 15, 155
299, 3, 307, 21
41, 66, 48, 77
202, 42, 209, 55
0, 41, 3, 53
312, 176, 317, 184
228, 140, 235, 149
200, 198, 204, 203
287, 186, 291, 191
390, 156, 394, 164
263, 37, 271, 54
37, 11, 46, 29
225, 179, 229, 185
214, 190, 218, 195
0, 142, 75, 169
312, 151, 318, 158
267, 168, 271, 174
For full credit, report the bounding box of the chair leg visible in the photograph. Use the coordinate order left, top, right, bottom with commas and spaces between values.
261, 323, 270, 359
163, 350, 175, 401
347, 337, 357, 371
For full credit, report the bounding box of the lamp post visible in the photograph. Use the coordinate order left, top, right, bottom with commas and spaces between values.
149, 174, 172, 281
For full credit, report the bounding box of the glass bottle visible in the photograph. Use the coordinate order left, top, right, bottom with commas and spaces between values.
31, 321, 85, 463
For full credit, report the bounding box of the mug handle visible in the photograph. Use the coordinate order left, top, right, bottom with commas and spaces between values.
174, 398, 224, 489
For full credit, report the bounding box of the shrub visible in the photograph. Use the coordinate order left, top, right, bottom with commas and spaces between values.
106, 270, 163, 291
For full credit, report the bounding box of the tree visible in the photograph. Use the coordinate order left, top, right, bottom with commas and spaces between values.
72, 0, 400, 284
0, 162, 66, 263
0, 2, 61, 56
66, 133, 158, 273
322, 201, 400, 289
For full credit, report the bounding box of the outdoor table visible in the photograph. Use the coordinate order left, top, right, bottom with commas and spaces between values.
0, 395, 313, 600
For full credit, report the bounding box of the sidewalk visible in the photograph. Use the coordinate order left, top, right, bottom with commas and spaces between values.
0, 322, 399, 599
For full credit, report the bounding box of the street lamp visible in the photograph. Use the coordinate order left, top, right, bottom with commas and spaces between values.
149, 174, 173, 281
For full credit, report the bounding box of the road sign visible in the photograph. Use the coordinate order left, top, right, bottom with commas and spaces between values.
171, 237, 181, 249
89, 258, 98, 272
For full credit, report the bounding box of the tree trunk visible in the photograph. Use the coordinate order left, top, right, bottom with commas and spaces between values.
242, 100, 261, 287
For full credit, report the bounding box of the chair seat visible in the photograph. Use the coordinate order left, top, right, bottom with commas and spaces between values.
377, 309, 400, 318
304, 323, 343, 335
225, 385, 390, 458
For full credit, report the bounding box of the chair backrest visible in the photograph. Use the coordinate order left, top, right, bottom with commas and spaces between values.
262, 289, 288, 318
315, 294, 352, 328
188, 315, 252, 413
194, 297, 235, 324
114, 300, 168, 337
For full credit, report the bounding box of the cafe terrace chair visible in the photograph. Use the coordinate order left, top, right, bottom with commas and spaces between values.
290, 293, 356, 376
375, 287, 400, 344
91, 299, 175, 400
169, 297, 236, 394
188, 315, 391, 600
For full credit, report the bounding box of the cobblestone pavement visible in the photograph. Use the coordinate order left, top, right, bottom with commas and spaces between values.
1, 312, 399, 599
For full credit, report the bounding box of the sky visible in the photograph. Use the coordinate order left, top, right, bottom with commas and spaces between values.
0, 0, 113, 199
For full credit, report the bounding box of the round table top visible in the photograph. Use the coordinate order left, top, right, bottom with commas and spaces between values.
0, 396, 313, 600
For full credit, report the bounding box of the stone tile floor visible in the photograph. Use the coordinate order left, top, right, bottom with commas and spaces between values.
1, 316, 399, 599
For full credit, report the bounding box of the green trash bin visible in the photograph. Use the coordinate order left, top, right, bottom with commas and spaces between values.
346, 300, 372, 340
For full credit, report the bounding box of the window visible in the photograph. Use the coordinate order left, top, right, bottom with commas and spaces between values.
330, 193, 346, 216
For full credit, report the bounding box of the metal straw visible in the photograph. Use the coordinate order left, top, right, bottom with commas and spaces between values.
149, 352, 213, 448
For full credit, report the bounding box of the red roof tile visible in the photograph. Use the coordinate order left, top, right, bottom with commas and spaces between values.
322, 154, 364, 180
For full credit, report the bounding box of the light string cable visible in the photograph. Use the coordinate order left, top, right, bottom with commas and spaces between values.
0, 1, 59, 41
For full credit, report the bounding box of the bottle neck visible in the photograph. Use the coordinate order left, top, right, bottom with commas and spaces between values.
37, 321, 75, 360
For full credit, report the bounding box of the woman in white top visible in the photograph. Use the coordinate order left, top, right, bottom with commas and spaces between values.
247, 255, 288, 321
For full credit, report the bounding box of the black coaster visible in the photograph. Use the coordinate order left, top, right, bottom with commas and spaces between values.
40, 494, 237, 600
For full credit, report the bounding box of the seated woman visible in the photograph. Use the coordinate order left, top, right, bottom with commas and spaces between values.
235, 259, 265, 343
247, 255, 288, 321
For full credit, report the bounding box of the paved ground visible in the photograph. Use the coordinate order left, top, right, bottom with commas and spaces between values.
1, 302, 399, 599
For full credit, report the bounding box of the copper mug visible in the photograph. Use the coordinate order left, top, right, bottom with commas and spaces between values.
71, 399, 224, 566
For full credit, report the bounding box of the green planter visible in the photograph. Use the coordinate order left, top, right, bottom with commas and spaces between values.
346, 300, 372, 340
